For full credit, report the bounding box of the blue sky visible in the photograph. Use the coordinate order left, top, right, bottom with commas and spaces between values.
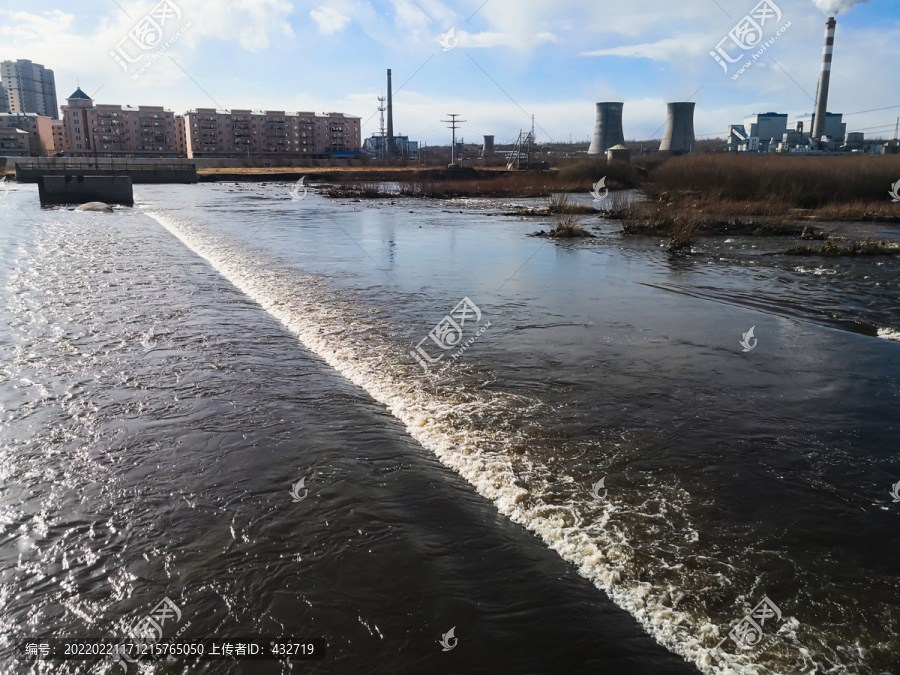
1, 0, 898, 145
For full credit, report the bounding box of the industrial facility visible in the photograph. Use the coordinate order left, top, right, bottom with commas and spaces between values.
726, 16, 894, 156
580, 15, 895, 160
363, 69, 420, 160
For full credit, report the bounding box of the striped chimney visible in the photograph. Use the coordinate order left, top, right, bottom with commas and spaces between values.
811, 17, 836, 140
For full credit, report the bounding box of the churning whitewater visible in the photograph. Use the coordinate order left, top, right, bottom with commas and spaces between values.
148, 210, 814, 675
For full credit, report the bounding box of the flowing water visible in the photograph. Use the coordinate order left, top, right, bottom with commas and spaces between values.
1, 180, 899, 675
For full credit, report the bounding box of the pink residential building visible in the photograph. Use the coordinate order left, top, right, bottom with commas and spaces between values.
184, 108, 361, 159
0, 113, 55, 156
61, 87, 185, 158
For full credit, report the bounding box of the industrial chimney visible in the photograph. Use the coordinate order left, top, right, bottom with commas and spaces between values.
811, 17, 836, 140
659, 102, 696, 154
587, 102, 625, 156
482, 135, 495, 157
386, 69, 394, 157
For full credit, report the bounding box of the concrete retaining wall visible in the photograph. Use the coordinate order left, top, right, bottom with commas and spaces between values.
37, 175, 134, 206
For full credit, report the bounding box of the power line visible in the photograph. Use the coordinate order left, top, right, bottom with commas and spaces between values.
842, 104, 900, 117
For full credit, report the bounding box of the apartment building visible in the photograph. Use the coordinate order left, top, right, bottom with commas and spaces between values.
61, 88, 184, 158
51, 120, 67, 155
0, 127, 29, 156
0, 113, 55, 156
184, 108, 361, 159
1, 59, 59, 118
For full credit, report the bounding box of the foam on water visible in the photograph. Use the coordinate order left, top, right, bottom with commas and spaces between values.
148, 211, 848, 675
877, 327, 900, 342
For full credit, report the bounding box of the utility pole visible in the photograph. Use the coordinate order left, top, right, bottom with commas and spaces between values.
441, 114, 466, 167
895, 117, 899, 141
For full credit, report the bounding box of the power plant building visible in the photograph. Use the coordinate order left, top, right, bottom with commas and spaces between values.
587, 102, 625, 156
729, 113, 788, 153
363, 134, 418, 159
482, 135, 495, 157
797, 113, 846, 143
659, 102, 696, 154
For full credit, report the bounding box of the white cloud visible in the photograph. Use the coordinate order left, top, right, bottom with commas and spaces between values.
582, 35, 712, 62
181, 0, 294, 51
310, 6, 352, 35
458, 30, 559, 50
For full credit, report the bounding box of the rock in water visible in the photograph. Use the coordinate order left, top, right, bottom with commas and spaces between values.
75, 202, 113, 213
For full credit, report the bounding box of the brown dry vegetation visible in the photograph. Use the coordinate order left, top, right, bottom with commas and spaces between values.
534, 214, 595, 239
546, 193, 596, 214
618, 154, 900, 249
644, 154, 900, 210
785, 238, 900, 257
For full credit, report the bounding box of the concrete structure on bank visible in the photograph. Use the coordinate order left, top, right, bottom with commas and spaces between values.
1, 59, 58, 118
15, 160, 197, 184
37, 175, 133, 206
62, 88, 184, 158
0, 113, 56, 156
659, 102, 696, 154
185, 108, 360, 159
587, 102, 625, 156
607, 144, 631, 163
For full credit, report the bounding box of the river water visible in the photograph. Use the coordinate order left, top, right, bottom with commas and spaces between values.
1, 180, 899, 675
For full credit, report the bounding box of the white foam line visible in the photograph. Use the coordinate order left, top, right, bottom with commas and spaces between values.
149, 212, 780, 675
877, 327, 900, 342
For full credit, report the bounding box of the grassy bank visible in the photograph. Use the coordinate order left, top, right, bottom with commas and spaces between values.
616, 154, 900, 249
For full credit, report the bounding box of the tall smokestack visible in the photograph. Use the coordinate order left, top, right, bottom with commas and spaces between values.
587, 102, 625, 156
812, 17, 836, 140
386, 69, 394, 157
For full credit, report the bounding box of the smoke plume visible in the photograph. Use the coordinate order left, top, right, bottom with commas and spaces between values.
812, 0, 870, 14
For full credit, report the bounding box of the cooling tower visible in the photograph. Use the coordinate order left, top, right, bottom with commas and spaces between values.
811, 17, 836, 140
386, 69, 394, 156
587, 102, 625, 156
659, 102, 696, 154
482, 135, 495, 157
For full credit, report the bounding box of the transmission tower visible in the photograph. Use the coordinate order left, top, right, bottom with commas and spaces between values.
441, 113, 466, 167
377, 96, 386, 159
